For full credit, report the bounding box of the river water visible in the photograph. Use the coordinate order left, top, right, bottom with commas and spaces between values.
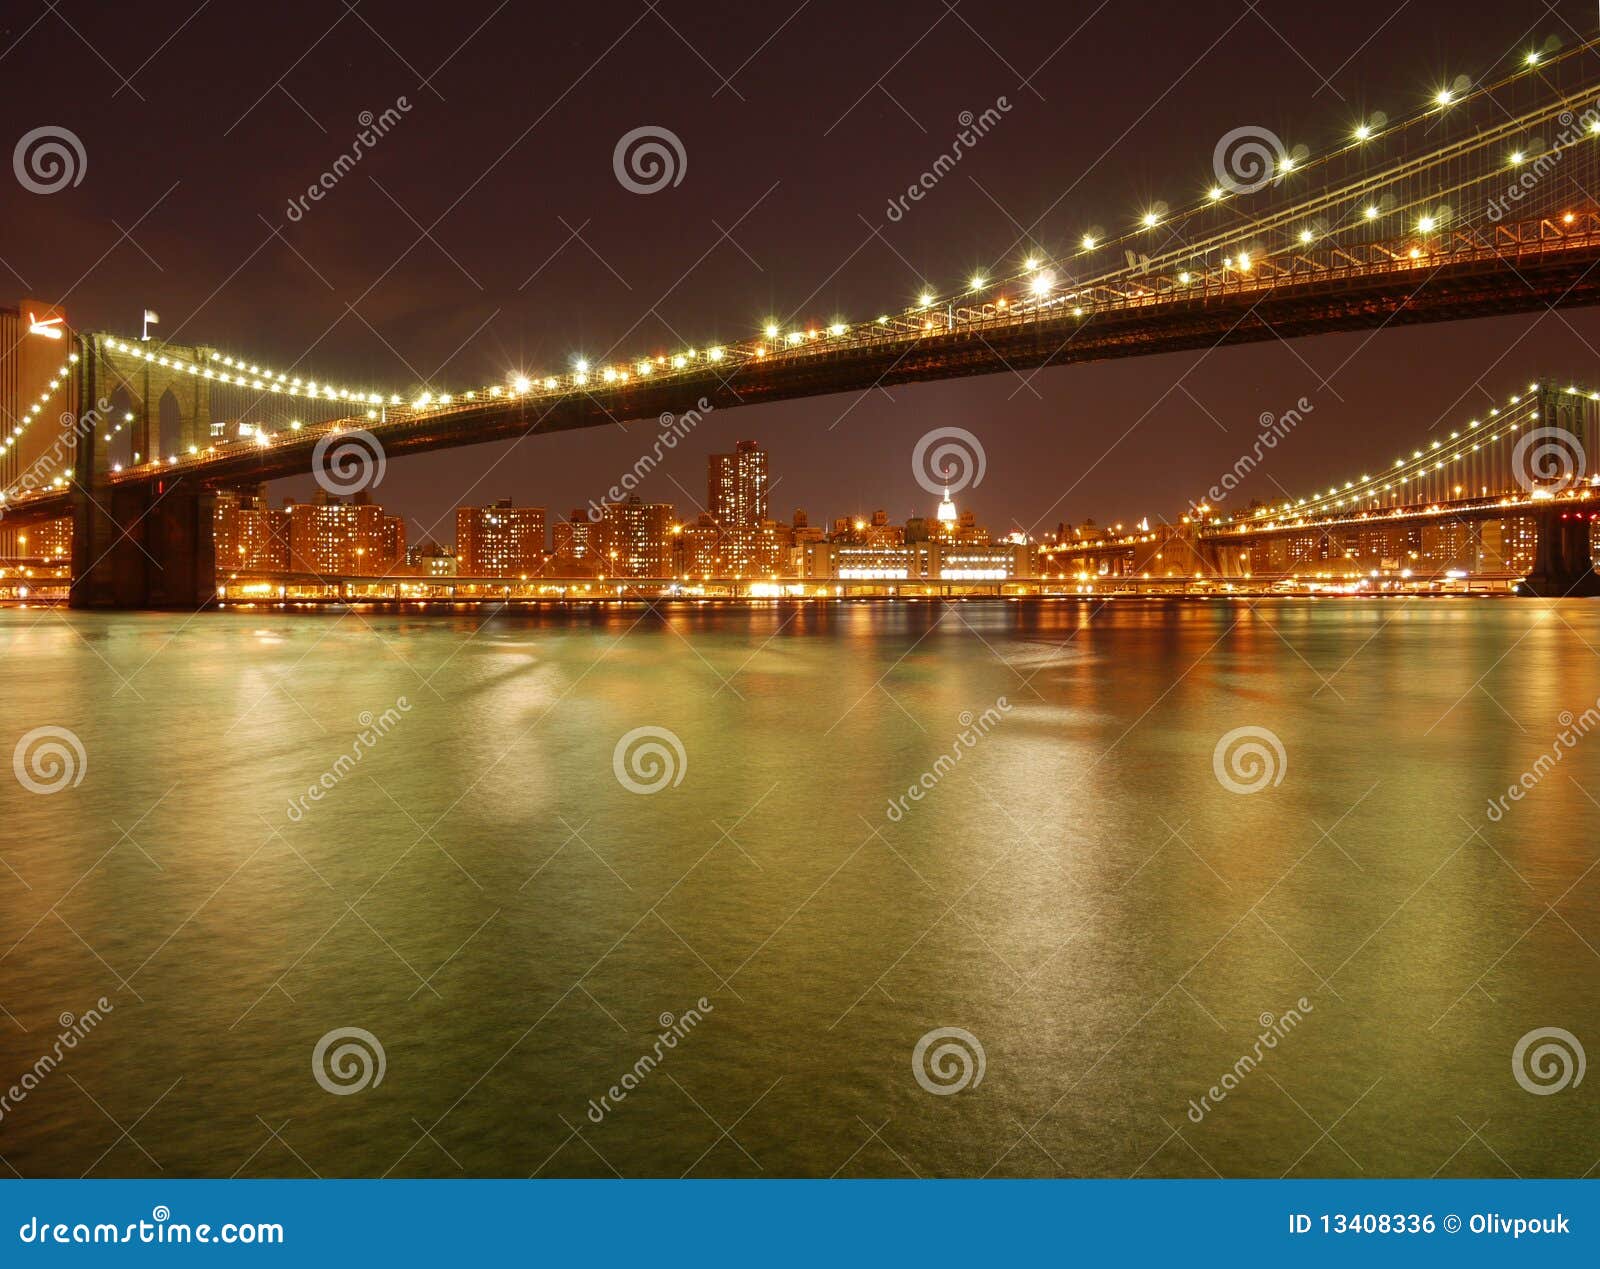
1, 599, 1596, 1178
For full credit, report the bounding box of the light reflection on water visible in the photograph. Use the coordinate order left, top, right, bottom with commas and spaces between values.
0, 599, 1596, 1177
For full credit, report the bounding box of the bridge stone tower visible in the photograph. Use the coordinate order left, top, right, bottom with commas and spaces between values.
70, 334, 218, 609
87, 333, 221, 470
1521, 386, 1600, 596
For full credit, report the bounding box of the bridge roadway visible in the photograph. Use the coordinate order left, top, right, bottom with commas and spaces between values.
90, 216, 1600, 489
1045, 486, 1600, 556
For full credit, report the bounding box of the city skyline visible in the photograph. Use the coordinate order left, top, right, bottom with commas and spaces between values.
186, 423, 1576, 593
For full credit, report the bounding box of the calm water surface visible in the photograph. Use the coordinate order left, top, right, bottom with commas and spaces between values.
1, 599, 1596, 1177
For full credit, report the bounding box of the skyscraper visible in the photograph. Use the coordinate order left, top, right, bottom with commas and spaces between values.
708, 441, 769, 573
708, 440, 768, 527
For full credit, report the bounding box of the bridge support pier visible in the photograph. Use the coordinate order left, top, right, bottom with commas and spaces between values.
69, 475, 218, 610
1521, 507, 1600, 597
1193, 540, 1245, 579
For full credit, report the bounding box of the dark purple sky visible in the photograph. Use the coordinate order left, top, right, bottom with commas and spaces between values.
7, 0, 1600, 547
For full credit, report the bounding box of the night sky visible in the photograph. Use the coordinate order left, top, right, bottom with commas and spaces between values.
8, 0, 1600, 548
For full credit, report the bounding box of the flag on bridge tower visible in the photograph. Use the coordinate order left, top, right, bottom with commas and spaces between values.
142, 309, 159, 340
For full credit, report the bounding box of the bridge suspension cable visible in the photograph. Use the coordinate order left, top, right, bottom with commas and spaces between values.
1212, 381, 1600, 536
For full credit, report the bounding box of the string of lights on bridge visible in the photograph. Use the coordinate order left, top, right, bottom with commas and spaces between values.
0, 352, 80, 504
1242, 383, 1599, 524
65, 32, 1600, 491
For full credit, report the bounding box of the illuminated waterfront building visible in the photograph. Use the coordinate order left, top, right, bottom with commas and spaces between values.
1479, 517, 1540, 573
836, 543, 938, 580
287, 490, 404, 575
677, 513, 723, 577
708, 440, 768, 527
405, 540, 457, 577
939, 543, 1034, 580
707, 441, 770, 573
595, 496, 674, 577
5, 518, 72, 563
823, 541, 1033, 582
551, 509, 599, 574
455, 500, 546, 576
215, 484, 290, 571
